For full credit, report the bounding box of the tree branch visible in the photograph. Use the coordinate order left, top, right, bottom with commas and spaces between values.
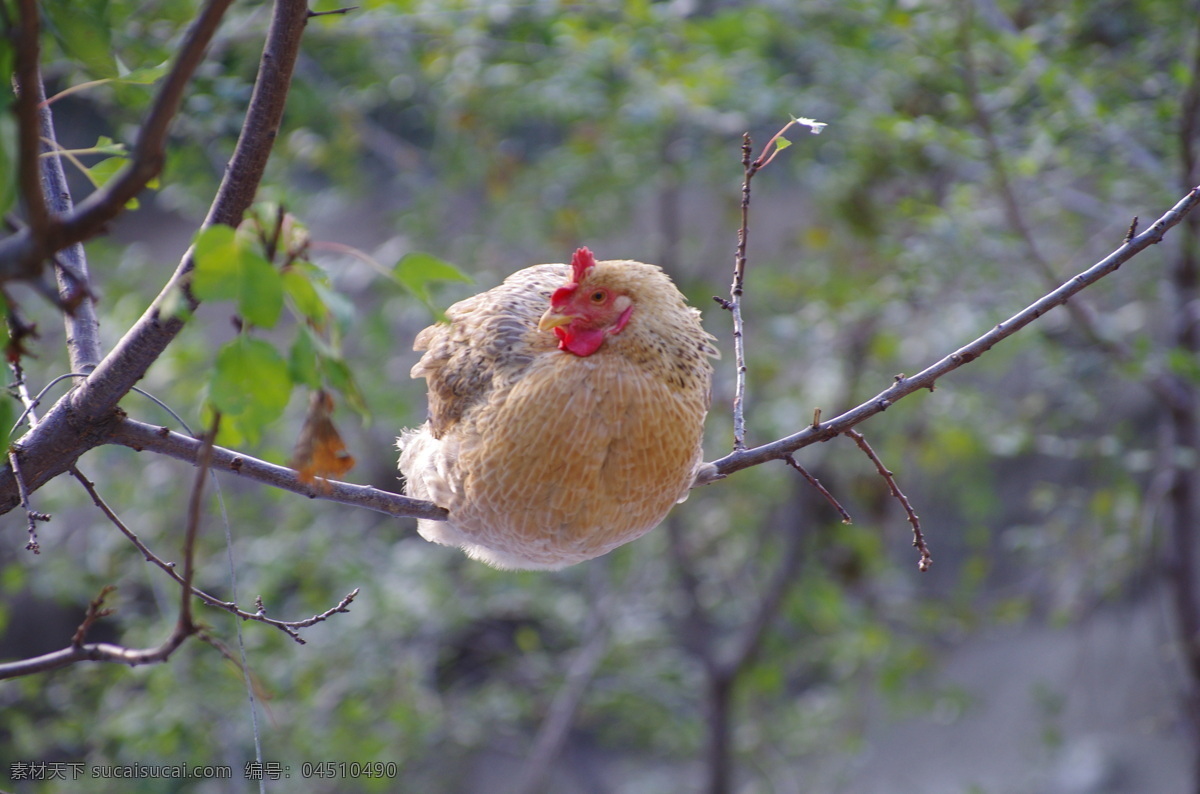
110, 417, 448, 521
0, 0, 235, 282
35, 74, 103, 370
12, 0, 48, 243
696, 185, 1200, 485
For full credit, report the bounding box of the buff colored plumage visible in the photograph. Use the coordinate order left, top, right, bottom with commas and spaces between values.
398, 249, 717, 569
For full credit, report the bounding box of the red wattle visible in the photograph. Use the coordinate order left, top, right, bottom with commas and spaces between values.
555, 326, 606, 357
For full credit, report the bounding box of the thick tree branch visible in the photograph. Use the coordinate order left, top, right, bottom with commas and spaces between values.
696, 185, 1200, 485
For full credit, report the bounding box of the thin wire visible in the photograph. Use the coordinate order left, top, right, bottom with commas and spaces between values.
9, 373, 195, 437
213, 471, 266, 787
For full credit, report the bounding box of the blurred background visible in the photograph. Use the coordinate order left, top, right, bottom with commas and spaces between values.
2, 0, 1198, 791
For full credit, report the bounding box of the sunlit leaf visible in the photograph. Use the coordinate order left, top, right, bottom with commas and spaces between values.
208, 336, 292, 445
192, 225, 285, 328
117, 61, 170, 85
191, 225, 242, 302
238, 248, 284, 329
393, 252, 472, 307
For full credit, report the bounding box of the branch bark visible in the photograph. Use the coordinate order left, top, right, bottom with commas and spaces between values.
36, 74, 103, 370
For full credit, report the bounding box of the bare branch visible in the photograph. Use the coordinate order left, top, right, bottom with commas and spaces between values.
0, 438, 217, 680
34, 75, 102, 370
0, 633, 197, 679
695, 185, 1200, 485
783, 454, 851, 524
71, 585, 116, 647
844, 429, 930, 572
69, 465, 359, 643
12, 0, 48, 242
719, 118, 823, 452
109, 417, 448, 521
725, 132, 755, 451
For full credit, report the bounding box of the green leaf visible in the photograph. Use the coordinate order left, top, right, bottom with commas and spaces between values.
92, 136, 128, 157
86, 156, 125, 184
192, 225, 285, 328
238, 249, 284, 329
44, 0, 118, 78
392, 252, 472, 307
774, 136, 792, 152
208, 337, 293, 445
191, 226, 242, 302
116, 61, 170, 85
288, 327, 322, 389
85, 156, 146, 209
282, 265, 328, 323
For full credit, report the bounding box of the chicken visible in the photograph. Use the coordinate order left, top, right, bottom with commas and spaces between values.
398, 247, 718, 570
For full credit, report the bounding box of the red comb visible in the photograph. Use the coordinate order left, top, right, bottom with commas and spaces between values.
570, 247, 595, 283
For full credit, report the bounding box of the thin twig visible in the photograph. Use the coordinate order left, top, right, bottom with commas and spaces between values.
7, 354, 48, 552
844, 429, 930, 571
720, 117, 825, 452
782, 454, 852, 524
695, 184, 1200, 484
0, 439, 225, 679
69, 463, 357, 643
726, 132, 754, 451
178, 415, 222, 633
1124, 216, 1139, 244
308, 5, 357, 17
71, 586, 117, 647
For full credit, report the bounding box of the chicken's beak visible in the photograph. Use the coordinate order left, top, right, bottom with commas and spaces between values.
538, 308, 573, 332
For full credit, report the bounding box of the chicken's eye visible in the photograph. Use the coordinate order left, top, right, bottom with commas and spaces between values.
590, 290, 607, 304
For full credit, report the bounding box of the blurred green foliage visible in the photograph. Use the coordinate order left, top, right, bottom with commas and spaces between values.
1, 0, 1194, 790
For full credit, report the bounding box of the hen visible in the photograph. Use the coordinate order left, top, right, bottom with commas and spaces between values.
398, 247, 718, 569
